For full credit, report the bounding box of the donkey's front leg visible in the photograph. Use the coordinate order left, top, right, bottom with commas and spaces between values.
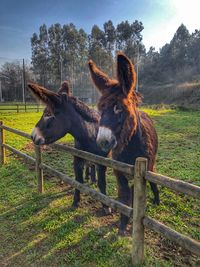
90, 164, 96, 184
115, 170, 131, 236
97, 165, 111, 215
72, 156, 84, 209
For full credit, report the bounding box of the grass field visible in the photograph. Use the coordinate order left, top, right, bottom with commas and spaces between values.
0, 103, 43, 113
0, 108, 200, 267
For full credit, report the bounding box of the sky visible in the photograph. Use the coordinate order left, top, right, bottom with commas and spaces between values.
0, 0, 200, 64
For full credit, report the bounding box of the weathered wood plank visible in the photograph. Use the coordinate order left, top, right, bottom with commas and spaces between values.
51, 143, 134, 177
143, 216, 200, 256
132, 157, 148, 266
0, 125, 134, 177
3, 143, 36, 164
1, 125, 31, 139
145, 171, 200, 198
40, 162, 133, 217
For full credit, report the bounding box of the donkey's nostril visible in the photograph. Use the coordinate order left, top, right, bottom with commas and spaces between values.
34, 137, 45, 145
98, 139, 112, 152
99, 139, 109, 148
103, 140, 109, 147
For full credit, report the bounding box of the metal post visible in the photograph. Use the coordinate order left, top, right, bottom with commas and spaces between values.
0, 121, 6, 165
0, 81, 2, 102
22, 59, 25, 103
136, 45, 139, 92
60, 56, 63, 83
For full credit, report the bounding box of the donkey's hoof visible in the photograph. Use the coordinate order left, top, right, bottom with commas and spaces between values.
71, 202, 79, 210
152, 198, 160, 205
59, 180, 64, 186
103, 207, 112, 215
118, 229, 126, 236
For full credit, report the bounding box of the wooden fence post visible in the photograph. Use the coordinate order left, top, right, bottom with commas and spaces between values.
34, 145, 44, 193
0, 121, 6, 165
132, 157, 148, 266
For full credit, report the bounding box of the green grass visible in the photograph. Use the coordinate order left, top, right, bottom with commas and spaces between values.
0, 108, 200, 267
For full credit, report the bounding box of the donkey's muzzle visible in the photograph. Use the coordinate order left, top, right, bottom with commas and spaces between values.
31, 127, 45, 145
97, 126, 117, 152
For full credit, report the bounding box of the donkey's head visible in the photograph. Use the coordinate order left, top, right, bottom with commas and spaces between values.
28, 81, 71, 145
89, 53, 139, 153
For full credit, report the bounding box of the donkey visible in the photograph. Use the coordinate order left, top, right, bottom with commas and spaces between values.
28, 81, 110, 213
88, 52, 160, 235
58, 81, 96, 183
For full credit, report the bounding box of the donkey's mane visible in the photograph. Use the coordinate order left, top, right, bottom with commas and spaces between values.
66, 95, 100, 123
97, 83, 142, 110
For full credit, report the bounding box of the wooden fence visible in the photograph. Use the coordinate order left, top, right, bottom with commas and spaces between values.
0, 103, 43, 113
0, 121, 200, 266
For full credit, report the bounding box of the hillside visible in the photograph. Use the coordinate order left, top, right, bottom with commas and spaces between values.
140, 80, 200, 109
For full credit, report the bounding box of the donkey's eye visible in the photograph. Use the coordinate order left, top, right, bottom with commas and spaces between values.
45, 116, 54, 128
113, 105, 123, 114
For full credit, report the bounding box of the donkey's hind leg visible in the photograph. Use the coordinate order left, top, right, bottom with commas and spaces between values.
149, 163, 160, 205
72, 156, 84, 209
150, 182, 160, 205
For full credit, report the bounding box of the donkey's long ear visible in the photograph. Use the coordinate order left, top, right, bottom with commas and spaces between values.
117, 53, 136, 96
27, 82, 60, 107
58, 81, 71, 95
88, 60, 112, 94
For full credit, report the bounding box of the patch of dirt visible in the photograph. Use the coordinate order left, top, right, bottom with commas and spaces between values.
145, 230, 199, 266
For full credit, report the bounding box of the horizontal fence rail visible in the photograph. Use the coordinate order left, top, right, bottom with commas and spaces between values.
3, 143, 36, 164
40, 162, 133, 217
143, 216, 200, 256
1, 124, 134, 176
2, 125, 32, 139
2, 141, 133, 217
51, 143, 134, 176
0, 122, 200, 265
146, 171, 200, 198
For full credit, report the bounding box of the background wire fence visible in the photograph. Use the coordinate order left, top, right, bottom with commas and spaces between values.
0, 57, 99, 104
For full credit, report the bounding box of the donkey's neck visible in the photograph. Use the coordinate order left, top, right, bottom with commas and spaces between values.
113, 112, 146, 164
70, 112, 98, 143
66, 100, 99, 150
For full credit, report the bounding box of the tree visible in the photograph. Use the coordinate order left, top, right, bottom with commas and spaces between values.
104, 20, 116, 53
0, 61, 33, 101
88, 25, 111, 75
188, 29, 200, 72
31, 24, 49, 86
48, 23, 63, 87
116, 20, 144, 61
169, 24, 190, 72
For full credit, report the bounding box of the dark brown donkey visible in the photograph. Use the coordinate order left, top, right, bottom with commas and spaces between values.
88, 53, 160, 235
28, 81, 110, 213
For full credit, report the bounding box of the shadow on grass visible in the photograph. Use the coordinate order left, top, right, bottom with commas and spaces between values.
0, 190, 70, 222
2, 211, 132, 267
